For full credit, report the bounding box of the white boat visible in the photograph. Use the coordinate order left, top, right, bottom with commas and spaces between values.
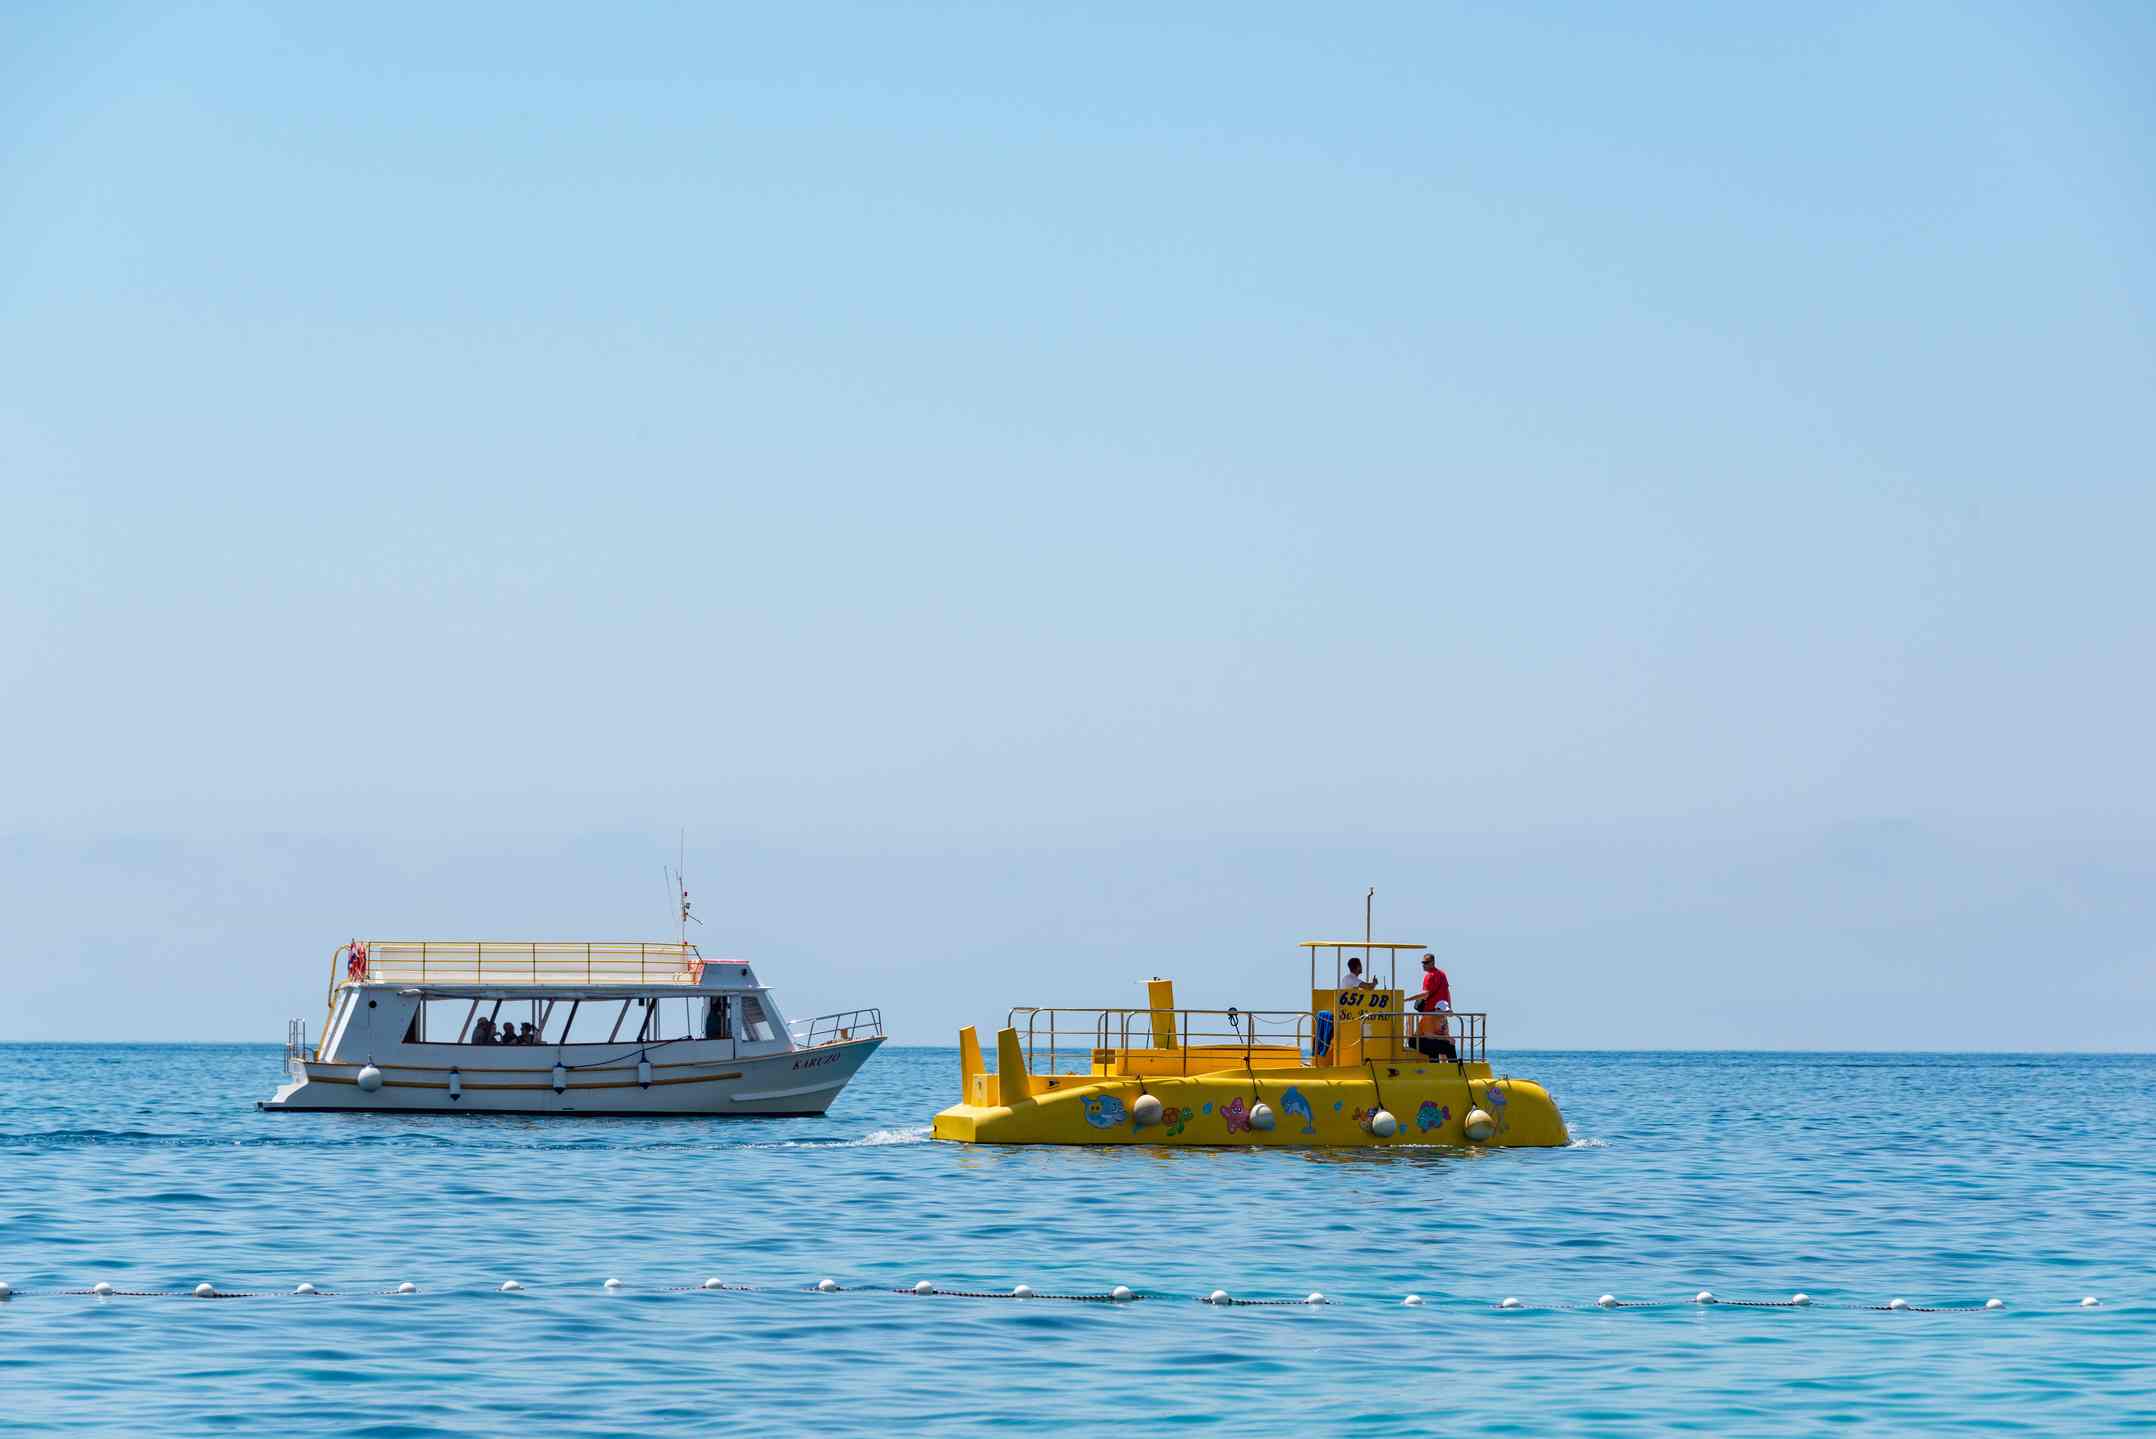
261, 940, 884, 1116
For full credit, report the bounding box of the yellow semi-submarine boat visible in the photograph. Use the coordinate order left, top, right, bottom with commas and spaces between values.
932, 939, 1568, 1148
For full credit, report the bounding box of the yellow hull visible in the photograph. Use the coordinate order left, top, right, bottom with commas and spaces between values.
932, 1061, 1567, 1148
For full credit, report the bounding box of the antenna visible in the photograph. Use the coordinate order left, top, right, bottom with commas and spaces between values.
1365, 886, 1375, 983
664, 830, 702, 946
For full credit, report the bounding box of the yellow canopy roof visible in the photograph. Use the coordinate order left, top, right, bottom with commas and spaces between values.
1299, 940, 1426, 950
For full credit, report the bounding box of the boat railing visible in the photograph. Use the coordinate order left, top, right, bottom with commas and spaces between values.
285, 1018, 308, 1062
1354, 1009, 1488, 1063
337, 940, 707, 989
788, 1008, 886, 1048
1009, 1007, 1315, 1076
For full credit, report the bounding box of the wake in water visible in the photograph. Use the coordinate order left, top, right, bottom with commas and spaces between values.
759, 1126, 934, 1149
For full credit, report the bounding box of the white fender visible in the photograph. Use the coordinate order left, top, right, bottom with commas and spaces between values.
1249, 1103, 1276, 1132
447, 1069, 462, 1102
1132, 1094, 1163, 1127
356, 1064, 384, 1093
638, 1057, 653, 1090
1369, 1108, 1397, 1138
1463, 1108, 1495, 1142
551, 1062, 568, 1094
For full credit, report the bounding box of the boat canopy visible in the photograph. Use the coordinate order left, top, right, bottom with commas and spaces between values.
1300, 940, 1428, 989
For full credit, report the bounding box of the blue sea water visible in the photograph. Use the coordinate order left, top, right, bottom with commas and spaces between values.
1, 1045, 2150, 1435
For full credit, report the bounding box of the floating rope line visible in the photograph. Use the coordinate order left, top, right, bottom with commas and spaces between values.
0, 1281, 2112, 1311
898, 1286, 1140, 1303
1491, 1294, 2011, 1314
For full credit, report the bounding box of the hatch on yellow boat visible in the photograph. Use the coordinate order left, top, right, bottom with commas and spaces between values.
930, 939, 1568, 1147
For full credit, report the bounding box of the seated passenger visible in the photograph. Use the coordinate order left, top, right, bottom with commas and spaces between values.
473, 1016, 495, 1045
518, 1022, 537, 1046
1414, 953, 1457, 1060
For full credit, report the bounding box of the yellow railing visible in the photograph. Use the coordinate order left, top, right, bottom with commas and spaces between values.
1355, 1009, 1487, 1063
1008, 1007, 1313, 1076
1004, 1005, 1492, 1074
331, 940, 707, 990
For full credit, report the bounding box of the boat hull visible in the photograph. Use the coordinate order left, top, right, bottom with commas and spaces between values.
260, 1036, 883, 1117
931, 1062, 1567, 1147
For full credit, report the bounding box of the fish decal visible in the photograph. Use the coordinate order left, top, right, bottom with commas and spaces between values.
1080, 1094, 1128, 1130
1280, 1087, 1316, 1135
1483, 1084, 1510, 1134
1415, 1100, 1449, 1134
1221, 1096, 1251, 1133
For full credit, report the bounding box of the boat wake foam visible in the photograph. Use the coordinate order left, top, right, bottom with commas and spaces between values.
764, 1126, 933, 1149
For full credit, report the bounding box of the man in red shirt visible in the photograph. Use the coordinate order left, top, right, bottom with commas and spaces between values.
1414, 953, 1456, 1060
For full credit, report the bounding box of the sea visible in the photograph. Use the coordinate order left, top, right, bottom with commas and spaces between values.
1, 1045, 2149, 1435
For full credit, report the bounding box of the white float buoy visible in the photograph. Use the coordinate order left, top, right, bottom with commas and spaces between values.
1791, 1293, 1812, 1306
637, 1057, 653, 1090
499, 1280, 524, 1293
395, 1281, 418, 1295
92, 1282, 115, 1297
1369, 1109, 1398, 1138
294, 1283, 317, 1295
193, 1283, 216, 1299
1011, 1284, 1034, 1298
1985, 1298, 2005, 1310
355, 1064, 384, 1093
1888, 1297, 1911, 1310
1694, 1290, 1715, 1305
701, 1277, 725, 1290
1462, 1108, 1496, 1142
1305, 1292, 1326, 1305
1597, 1294, 1618, 1308
447, 1069, 462, 1102
0, 1281, 13, 1300
603, 1278, 623, 1291
913, 1281, 935, 1295
815, 1277, 841, 1293
1498, 1297, 1524, 1309
1402, 1294, 1424, 1307
1207, 1289, 1231, 1305
1132, 1094, 1163, 1128
2080, 1296, 2100, 1308
1250, 1103, 1276, 1132
551, 1062, 568, 1094
1110, 1285, 1134, 1302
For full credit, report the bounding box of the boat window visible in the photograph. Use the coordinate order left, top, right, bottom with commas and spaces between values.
556, 1001, 619, 1044
703, 996, 730, 1040
739, 995, 773, 1042
421, 999, 472, 1043
540, 1000, 575, 1045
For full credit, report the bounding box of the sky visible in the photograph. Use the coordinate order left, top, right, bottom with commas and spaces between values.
3, 2, 2151, 1050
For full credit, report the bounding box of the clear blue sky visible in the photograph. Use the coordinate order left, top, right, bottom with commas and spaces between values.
4, 3, 2151, 1048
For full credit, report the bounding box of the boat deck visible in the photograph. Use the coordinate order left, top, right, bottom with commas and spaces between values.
343, 940, 716, 988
